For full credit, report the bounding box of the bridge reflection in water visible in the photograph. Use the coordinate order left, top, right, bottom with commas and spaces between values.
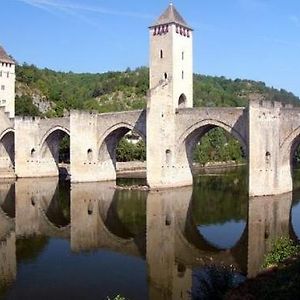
0, 172, 299, 299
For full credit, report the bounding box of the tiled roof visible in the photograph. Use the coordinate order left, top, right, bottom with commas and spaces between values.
151, 3, 191, 29
0, 46, 14, 64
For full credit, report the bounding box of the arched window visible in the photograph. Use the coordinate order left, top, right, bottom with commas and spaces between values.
166, 149, 171, 164
30, 148, 36, 158
266, 151, 271, 164
87, 148, 93, 161
178, 94, 187, 108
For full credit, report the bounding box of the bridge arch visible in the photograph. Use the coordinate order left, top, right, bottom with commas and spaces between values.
98, 122, 146, 170
0, 128, 15, 170
40, 126, 70, 150
281, 126, 300, 167
176, 119, 247, 169
40, 126, 70, 176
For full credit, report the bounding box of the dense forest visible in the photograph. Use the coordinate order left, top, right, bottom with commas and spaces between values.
15, 64, 300, 164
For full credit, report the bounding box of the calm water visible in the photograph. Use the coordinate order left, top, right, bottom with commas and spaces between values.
0, 166, 299, 299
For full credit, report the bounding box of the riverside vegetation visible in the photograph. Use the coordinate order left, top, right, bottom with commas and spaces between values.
15, 64, 300, 164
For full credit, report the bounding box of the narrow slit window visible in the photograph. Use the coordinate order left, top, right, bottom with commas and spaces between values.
160, 50, 163, 59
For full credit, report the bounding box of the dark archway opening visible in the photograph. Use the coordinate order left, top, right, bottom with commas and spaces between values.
178, 93, 187, 108
100, 127, 146, 185
0, 131, 15, 172
41, 129, 70, 180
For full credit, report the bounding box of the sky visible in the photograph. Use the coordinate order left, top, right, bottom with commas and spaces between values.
1, 0, 300, 97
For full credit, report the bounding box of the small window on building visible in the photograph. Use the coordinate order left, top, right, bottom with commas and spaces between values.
1, 85, 5, 91
182, 71, 184, 79
7, 72, 9, 78
166, 149, 171, 164
164, 73, 168, 80
31, 148, 36, 158
160, 49, 163, 59
178, 94, 187, 108
87, 148, 93, 161
2, 100, 6, 104
182, 51, 184, 60
0, 71, 2, 77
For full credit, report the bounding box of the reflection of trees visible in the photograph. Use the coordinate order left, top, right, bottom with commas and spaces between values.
191, 168, 248, 225
16, 236, 49, 263
106, 190, 147, 238
45, 181, 70, 228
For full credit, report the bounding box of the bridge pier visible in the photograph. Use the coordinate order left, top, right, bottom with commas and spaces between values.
146, 85, 193, 189
70, 111, 115, 183
248, 99, 293, 196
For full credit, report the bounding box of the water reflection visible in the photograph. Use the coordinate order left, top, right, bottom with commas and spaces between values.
0, 170, 299, 299
291, 188, 300, 241
0, 181, 16, 295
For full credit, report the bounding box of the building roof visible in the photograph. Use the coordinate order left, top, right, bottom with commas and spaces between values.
0, 46, 15, 64
151, 3, 192, 29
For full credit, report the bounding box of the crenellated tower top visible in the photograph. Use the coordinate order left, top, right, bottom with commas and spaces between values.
149, 3, 193, 37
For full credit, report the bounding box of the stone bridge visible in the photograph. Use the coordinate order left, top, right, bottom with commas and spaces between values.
0, 98, 298, 196
1, 3, 300, 196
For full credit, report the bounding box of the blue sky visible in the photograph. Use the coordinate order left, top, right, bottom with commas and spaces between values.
2, 0, 300, 96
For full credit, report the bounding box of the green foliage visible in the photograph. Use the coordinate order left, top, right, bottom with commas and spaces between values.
193, 128, 245, 165
15, 95, 42, 117
263, 237, 300, 268
116, 138, 146, 162
16, 64, 300, 119
59, 135, 70, 163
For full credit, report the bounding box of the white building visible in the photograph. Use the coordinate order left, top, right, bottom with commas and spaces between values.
0, 46, 15, 118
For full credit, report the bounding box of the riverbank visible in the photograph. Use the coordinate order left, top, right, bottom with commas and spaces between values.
116, 161, 246, 177
226, 255, 300, 299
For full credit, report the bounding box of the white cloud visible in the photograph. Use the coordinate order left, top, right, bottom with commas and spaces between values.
17, 0, 153, 20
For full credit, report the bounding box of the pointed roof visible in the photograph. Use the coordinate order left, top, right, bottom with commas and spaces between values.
151, 3, 192, 29
0, 46, 15, 64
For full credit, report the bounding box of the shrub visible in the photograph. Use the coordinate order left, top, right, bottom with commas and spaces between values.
263, 237, 300, 269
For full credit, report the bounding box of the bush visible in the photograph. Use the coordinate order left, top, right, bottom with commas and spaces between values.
263, 237, 300, 269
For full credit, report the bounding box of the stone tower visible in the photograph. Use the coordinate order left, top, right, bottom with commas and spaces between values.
149, 3, 193, 109
147, 4, 193, 188
0, 46, 15, 118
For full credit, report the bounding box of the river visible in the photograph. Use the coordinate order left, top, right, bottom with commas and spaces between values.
0, 166, 299, 299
